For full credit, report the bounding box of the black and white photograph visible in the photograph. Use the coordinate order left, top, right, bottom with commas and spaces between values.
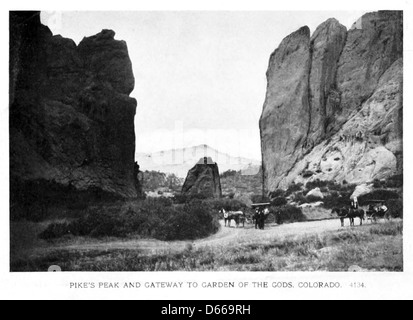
8, 8, 405, 274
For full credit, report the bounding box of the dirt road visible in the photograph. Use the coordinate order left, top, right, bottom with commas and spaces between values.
50, 218, 356, 255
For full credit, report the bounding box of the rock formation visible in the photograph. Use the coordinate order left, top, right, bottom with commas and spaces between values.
10, 11, 139, 208
182, 157, 222, 198
306, 188, 324, 199
260, 11, 403, 192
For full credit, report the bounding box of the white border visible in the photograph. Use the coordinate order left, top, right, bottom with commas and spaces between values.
1, 0, 413, 300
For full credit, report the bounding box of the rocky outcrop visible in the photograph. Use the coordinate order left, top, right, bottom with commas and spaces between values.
260, 11, 403, 192
10, 11, 139, 206
260, 26, 312, 192
351, 183, 374, 199
182, 158, 222, 198
308, 19, 347, 145
306, 188, 324, 199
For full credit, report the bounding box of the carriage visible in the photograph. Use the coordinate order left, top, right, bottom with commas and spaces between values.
365, 200, 391, 222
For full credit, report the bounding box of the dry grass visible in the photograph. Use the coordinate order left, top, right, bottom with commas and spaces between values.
11, 220, 403, 272
301, 207, 335, 221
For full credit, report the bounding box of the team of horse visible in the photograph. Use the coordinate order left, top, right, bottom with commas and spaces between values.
332, 205, 391, 227
220, 209, 247, 228
331, 208, 366, 227
219, 208, 271, 229
220, 204, 393, 230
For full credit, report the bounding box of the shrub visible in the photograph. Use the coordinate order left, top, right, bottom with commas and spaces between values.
271, 197, 288, 207
39, 222, 71, 240
155, 201, 220, 241
173, 193, 209, 204
285, 183, 304, 196
387, 199, 403, 218
358, 189, 400, 204
386, 174, 403, 189
326, 181, 356, 193
273, 205, 307, 225
227, 192, 235, 199
251, 194, 270, 204
293, 192, 307, 205
323, 192, 352, 209
220, 170, 238, 179
269, 189, 286, 199
39, 198, 220, 241
373, 179, 385, 189
305, 179, 328, 190
207, 199, 247, 212
306, 194, 323, 203
173, 194, 189, 204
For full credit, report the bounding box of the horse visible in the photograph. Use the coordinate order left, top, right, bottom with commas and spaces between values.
220, 209, 245, 228
332, 208, 348, 227
332, 208, 365, 227
349, 208, 365, 226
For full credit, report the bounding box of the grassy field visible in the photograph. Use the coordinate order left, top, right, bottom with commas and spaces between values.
11, 220, 402, 272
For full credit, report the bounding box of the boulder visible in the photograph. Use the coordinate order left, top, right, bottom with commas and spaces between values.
351, 184, 374, 200
182, 158, 222, 198
306, 188, 324, 199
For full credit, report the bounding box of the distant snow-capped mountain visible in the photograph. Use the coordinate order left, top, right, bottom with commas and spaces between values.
136, 145, 261, 178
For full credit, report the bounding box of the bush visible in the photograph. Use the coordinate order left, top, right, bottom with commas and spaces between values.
358, 189, 400, 204
306, 195, 323, 203
305, 179, 328, 190
155, 201, 220, 241
226, 192, 235, 199
173, 193, 209, 204
207, 199, 247, 212
273, 205, 307, 225
386, 174, 403, 189
387, 199, 403, 218
251, 195, 270, 204
39, 198, 220, 241
271, 197, 288, 207
323, 192, 352, 209
39, 222, 71, 240
220, 170, 238, 179
293, 192, 307, 205
285, 183, 304, 196
326, 181, 356, 193
373, 179, 385, 189
269, 189, 286, 199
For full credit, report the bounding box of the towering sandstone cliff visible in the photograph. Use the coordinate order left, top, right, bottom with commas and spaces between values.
10, 11, 138, 205
260, 11, 403, 192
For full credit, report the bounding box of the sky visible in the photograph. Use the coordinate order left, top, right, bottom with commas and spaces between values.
41, 11, 366, 161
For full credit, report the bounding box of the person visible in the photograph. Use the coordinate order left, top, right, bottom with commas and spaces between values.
259, 209, 265, 230
350, 197, 359, 210
254, 209, 260, 229
380, 202, 388, 214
